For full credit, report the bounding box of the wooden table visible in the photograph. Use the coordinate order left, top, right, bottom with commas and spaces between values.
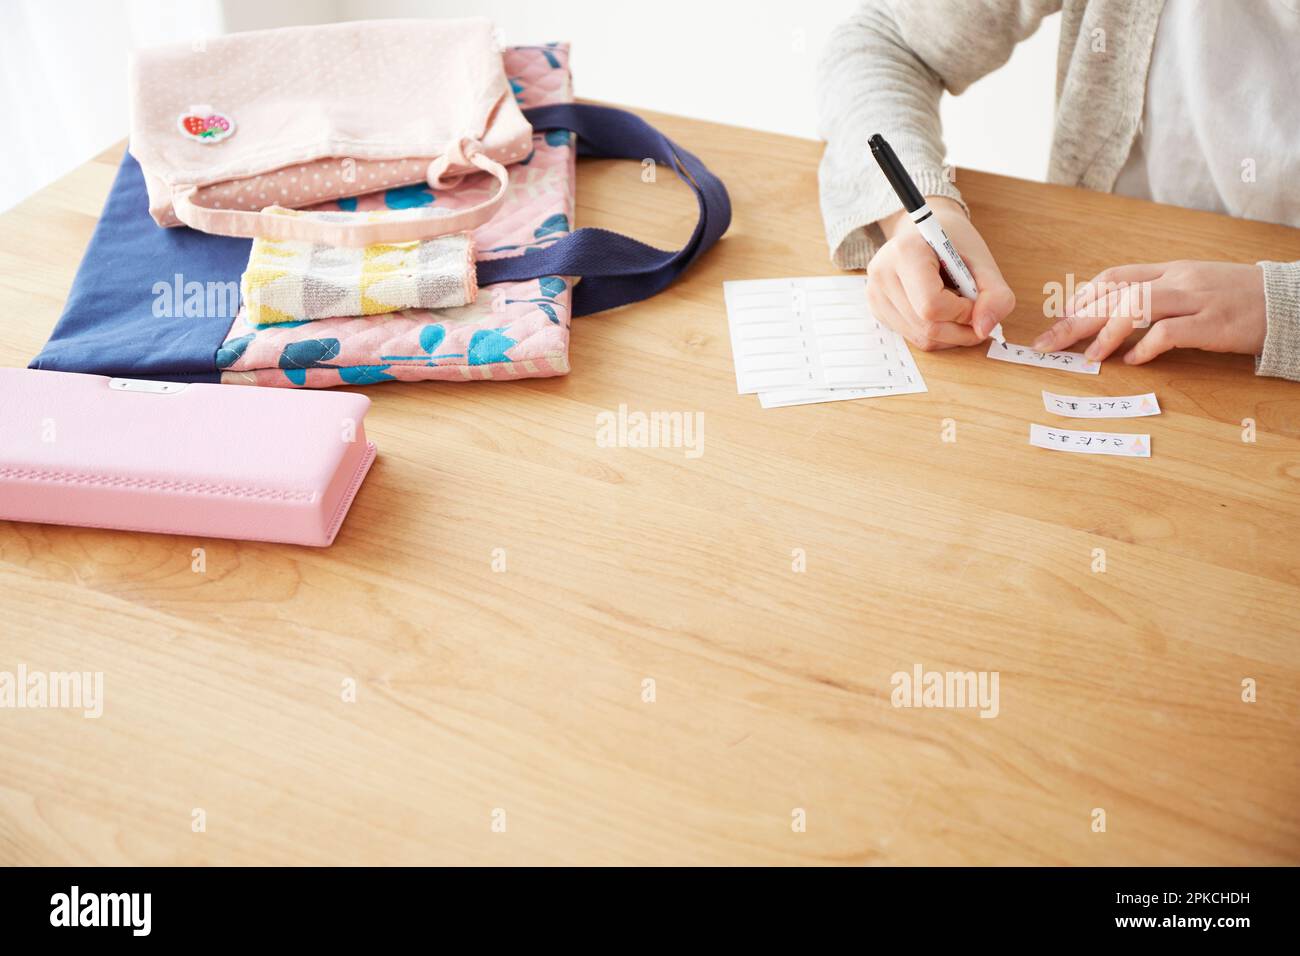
2, 110, 1298, 866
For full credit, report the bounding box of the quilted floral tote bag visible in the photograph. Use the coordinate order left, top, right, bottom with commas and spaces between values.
33, 41, 730, 388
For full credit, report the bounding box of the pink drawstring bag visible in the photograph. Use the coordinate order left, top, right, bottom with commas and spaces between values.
128, 17, 532, 247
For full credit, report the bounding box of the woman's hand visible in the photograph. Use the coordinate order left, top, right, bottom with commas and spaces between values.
1032, 261, 1267, 365
867, 196, 1016, 351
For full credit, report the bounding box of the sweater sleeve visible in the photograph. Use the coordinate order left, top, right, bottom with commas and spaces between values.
1256, 261, 1300, 382
816, 0, 1063, 269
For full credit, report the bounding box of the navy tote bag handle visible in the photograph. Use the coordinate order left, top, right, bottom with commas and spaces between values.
477, 103, 732, 317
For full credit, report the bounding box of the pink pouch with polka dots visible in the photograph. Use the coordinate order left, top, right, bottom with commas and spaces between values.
128, 17, 532, 247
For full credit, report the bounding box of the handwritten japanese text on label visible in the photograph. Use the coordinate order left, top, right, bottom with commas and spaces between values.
1041, 390, 1160, 418
1029, 423, 1150, 458
987, 341, 1100, 374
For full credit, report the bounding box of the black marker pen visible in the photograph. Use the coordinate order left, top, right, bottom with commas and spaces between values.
869, 133, 1005, 347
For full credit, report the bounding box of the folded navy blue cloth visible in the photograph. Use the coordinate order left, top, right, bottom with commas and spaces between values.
30, 150, 251, 383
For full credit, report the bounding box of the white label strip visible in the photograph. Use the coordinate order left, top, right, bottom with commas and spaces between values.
987, 340, 1100, 374
1042, 390, 1160, 418
1029, 424, 1150, 458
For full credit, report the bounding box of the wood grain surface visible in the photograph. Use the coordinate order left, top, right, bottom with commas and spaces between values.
1, 109, 1297, 865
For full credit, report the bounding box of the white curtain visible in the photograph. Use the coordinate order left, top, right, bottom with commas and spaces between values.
0, 0, 341, 212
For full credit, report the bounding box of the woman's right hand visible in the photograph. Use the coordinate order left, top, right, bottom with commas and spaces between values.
866, 196, 1016, 351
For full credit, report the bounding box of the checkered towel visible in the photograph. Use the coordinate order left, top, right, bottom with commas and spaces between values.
240, 208, 477, 325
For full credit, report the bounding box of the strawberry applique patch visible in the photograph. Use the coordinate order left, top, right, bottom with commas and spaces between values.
177, 105, 235, 144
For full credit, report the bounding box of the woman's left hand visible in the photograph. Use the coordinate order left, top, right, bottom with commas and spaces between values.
1031, 260, 1267, 365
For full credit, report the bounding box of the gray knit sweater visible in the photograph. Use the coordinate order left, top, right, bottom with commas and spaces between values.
816, 0, 1300, 381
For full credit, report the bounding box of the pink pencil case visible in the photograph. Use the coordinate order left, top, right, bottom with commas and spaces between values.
0, 369, 376, 546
